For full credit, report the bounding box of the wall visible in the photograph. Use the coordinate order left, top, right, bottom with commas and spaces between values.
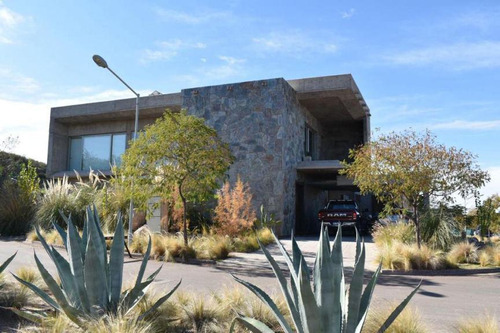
182, 79, 289, 232
280, 81, 321, 234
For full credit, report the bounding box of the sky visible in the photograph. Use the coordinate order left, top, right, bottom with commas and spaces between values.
0, 0, 499, 203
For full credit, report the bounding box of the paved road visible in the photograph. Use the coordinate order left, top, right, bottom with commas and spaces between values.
0, 236, 499, 332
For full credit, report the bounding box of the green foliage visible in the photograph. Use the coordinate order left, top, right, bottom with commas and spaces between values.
256, 204, 282, 230
0, 161, 40, 236
119, 110, 234, 246
420, 207, 461, 251
12, 206, 180, 329
36, 172, 105, 230
341, 129, 489, 248
475, 195, 500, 236
36, 175, 82, 229
0, 150, 46, 188
18, 161, 40, 203
0, 181, 37, 236
230, 226, 421, 332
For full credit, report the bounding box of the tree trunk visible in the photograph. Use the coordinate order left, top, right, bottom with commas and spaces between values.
178, 184, 188, 247
414, 204, 421, 249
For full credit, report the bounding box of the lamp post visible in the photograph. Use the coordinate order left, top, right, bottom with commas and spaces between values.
92, 54, 138, 246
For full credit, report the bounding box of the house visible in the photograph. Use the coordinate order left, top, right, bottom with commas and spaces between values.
47, 74, 372, 235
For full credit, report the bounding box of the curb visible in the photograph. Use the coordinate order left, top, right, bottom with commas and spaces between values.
381, 267, 500, 276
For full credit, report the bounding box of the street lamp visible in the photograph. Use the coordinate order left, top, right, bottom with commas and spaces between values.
92, 54, 139, 246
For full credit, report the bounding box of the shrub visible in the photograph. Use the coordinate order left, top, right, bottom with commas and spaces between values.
364, 304, 427, 333
97, 176, 130, 233
372, 221, 415, 247
176, 291, 223, 332
214, 177, 256, 237
420, 207, 460, 251
0, 181, 36, 236
447, 242, 479, 265
456, 313, 498, 333
35, 176, 82, 229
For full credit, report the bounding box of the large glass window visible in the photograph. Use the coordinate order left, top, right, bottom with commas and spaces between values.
68, 133, 127, 171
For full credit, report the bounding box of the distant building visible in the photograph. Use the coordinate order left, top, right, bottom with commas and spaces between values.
47, 74, 372, 235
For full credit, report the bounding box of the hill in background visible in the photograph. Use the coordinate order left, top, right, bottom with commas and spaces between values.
0, 151, 46, 186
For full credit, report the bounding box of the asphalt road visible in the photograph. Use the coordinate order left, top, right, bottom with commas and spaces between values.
0, 236, 499, 332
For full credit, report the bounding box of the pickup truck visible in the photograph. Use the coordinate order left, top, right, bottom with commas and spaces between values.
318, 200, 361, 230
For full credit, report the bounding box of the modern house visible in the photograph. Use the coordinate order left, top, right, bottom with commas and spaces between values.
47, 74, 371, 235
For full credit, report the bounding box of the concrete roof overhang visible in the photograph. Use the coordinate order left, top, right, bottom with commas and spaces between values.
296, 160, 344, 174
287, 74, 369, 123
51, 92, 182, 125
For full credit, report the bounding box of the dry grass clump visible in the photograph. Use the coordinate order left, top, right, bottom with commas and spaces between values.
27, 228, 64, 246
455, 313, 499, 333
213, 286, 288, 332
191, 235, 232, 260
173, 291, 224, 332
476, 245, 500, 267
129, 231, 150, 255
364, 303, 427, 333
447, 242, 479, 265
372, 221, 415, 247
131, 227, 275, 262
377, 242, 449, 271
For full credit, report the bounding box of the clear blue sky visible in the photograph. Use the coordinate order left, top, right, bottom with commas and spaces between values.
1, 0, 499, 201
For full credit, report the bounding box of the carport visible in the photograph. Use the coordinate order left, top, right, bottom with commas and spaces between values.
294, 161, 372, 235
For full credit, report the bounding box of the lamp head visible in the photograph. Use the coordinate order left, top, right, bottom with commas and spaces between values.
92, 54, 108, 69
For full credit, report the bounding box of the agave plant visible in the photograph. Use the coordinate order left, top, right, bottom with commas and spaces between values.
12, 206, 180, 328
0, 252, 16, 289
230, 226, 421, 333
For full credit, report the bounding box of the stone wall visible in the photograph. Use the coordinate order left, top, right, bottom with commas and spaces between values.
280, 81, 321, 234
182, 79, 289, 231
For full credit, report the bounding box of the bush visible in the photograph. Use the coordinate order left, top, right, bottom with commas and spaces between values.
447, 242, 479, 264
35, 176, 83, 229
456, 313, 498, 333
213, 177, 256, 237
0, 181, 36, 236
377, 242, 450, 271
420, 207, 461, 251
373, 221, 415, 247
364, 304, 428, 333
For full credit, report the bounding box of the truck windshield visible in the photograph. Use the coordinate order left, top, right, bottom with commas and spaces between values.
327, 202, 356, 210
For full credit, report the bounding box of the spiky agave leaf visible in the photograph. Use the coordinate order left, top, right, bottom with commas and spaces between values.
0, 252, 16, 275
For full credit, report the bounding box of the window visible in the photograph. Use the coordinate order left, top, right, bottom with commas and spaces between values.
305, 126, 315, 157
68, 133, 126, 171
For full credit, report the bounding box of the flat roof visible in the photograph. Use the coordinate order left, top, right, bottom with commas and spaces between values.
51, 74, 369, 124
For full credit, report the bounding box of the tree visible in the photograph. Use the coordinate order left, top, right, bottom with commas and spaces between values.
118, 110, 234, 246
475, 194, 500, 236
341, 129, 489, 248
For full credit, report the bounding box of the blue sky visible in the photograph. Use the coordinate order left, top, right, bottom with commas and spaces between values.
1, 1, 499, 201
